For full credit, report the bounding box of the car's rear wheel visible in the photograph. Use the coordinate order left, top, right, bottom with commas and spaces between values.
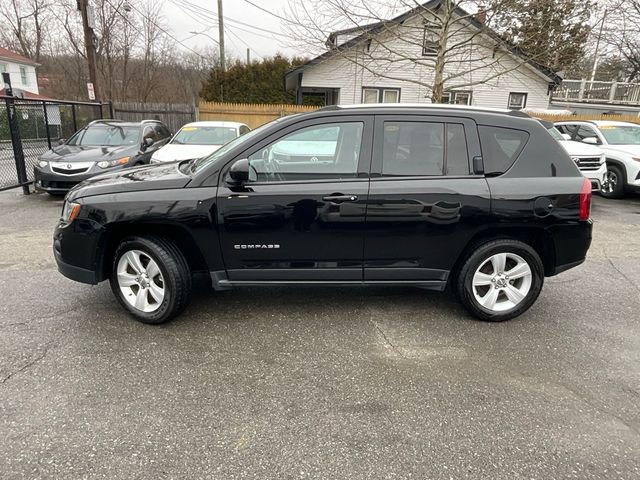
455, 239, 544, 322
601, 164, 625, 199
109, 236, 191, 324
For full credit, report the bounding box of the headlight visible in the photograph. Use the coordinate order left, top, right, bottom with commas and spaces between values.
38, 160, 48, 168
97, 156, 130, 169
61, 201, 81, 223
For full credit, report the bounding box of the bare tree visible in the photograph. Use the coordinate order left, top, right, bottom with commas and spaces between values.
0, 0, 52, 62
283, 0, 583, 102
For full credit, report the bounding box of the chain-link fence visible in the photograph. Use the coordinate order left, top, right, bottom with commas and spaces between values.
1, 96, 110, 192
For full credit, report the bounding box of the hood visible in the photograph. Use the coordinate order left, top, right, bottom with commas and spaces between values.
559, 140, 602, 156
601, 144, 640, 156
151, 144, 221, 162
66, 162, 191, 202
40, 144, 137, 163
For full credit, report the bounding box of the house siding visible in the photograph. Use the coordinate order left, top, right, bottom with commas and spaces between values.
299, 15, 552, 109
0, 60, 39, 94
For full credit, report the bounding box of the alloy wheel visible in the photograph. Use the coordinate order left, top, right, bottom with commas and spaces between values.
116, 249, 165, 313
472, 252, 532, 312
604, 170, 617, 193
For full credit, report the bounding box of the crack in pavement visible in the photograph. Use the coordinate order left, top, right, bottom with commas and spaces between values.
1, 345, 50, 385
601, 246, 640, 294
370, 319, 406, 359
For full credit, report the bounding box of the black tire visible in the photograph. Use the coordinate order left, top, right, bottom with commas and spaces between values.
455, 239, 544, 322
601, 164, 625, 199
109, 236, 191, 324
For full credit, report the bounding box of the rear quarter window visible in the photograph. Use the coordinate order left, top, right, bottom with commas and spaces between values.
478, 126, 529, 175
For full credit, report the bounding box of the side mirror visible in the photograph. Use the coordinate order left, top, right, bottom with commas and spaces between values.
583, 136, 599, 145
561, 133, 571, 141
227, 158, 250, 185
141, 137, 154, 150
57, 138, 66, 146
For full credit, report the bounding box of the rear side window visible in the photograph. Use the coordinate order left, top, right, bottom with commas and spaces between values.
382, 122, 444, 176
478, 126, 529, 175
445, 123, 469, 175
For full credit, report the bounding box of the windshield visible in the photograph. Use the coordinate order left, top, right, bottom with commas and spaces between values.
172, 126, 238, 146
546, 126, 565, 141
69, 125, 139, 146
191, 119, 282, 173
598, 125, 640, 145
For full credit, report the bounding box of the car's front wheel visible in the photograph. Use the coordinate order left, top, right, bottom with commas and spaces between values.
455, 239, 544, 322
601, 164, 625, 199
109, 236, 191, 324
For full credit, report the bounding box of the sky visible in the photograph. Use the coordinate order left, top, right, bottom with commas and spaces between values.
162, 0, 309, 61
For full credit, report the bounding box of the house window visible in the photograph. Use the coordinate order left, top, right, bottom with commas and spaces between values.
362, 87, 400, 104
441, 91, 472, 105
422, 23, 439, 56
20, 66, 27, 85
0, 63, 6, 73
508, 92, 527, 110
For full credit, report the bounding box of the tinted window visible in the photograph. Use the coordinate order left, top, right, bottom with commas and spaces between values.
382, 122, 444, 176
445, 124, 469, 175
173, 126, 238, 146
575, 125, 599, 143
155, 125, 171, 139
479, 126, 529, 175
247, 122, 363, 182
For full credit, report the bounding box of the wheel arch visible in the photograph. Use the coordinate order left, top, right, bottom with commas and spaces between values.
97, 222, 209, 282
605, 157, 629, 185
450, 226, 555, 284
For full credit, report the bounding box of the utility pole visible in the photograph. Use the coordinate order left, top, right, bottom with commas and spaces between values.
79, 0, 101, 101
246, 48, 250, 64
217, 0, 226, 72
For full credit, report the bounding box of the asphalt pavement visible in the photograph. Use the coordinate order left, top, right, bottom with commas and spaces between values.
0, 190, 639, 479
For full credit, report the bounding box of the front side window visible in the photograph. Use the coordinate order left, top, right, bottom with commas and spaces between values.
508, 92, 527, 110
479, 126, 529, 175
247, 122, 363, 182
239, 125, 251, 135
575, 125, 600, 143
69, 125, 140, 146
382, 122, 444, 176
172, 125, 238, 146
20, 66, 27, 85
155, 125, 171, 139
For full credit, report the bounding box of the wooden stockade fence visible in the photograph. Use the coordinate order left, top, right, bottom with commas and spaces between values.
199, 101, 319, 129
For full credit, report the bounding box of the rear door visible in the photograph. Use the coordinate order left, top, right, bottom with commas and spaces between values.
363, 115, 491, 283
216, 116, 373, 281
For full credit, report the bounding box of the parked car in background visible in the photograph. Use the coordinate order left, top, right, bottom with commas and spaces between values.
538, 120, 606, 191
54, 105, 592, 325
34, 119, 171, 195
555, 120, 640, 198
150, 121, 250, 163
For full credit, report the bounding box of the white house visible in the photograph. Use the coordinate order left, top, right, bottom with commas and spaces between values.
285, 0, 561, 110
0, 46, 41, 97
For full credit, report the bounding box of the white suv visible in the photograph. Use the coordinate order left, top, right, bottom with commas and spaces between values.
556, 120, 640, 198
540, 120, 606, 191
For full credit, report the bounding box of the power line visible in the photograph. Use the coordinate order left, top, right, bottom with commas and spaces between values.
224, 25, 264, 60
103, 0, 208, 59
241, 0, 292, 23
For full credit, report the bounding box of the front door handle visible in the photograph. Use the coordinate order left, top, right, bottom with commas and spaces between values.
323, 194, 358, 203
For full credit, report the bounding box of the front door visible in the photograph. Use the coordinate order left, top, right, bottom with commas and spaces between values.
363, 115, 491, 284
217, 117, 373, 281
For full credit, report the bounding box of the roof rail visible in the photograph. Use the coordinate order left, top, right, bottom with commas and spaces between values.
87, 118, 125, 126
140, 119, 161, 123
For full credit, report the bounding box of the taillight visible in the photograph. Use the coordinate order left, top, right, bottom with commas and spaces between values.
579, 177, 591, 221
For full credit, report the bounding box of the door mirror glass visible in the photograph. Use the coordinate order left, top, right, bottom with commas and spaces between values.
583, 136, 599, 145
227, 158, 250, 184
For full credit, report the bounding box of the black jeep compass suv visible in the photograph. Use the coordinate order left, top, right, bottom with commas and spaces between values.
53, 105, 593, 324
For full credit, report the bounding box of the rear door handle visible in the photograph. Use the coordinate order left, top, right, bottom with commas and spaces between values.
323, 194, 358, 203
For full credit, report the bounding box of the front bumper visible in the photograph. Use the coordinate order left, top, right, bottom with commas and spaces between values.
53, 218, 104, 285
34, 165, 98, 193
581, 164, 607, 192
